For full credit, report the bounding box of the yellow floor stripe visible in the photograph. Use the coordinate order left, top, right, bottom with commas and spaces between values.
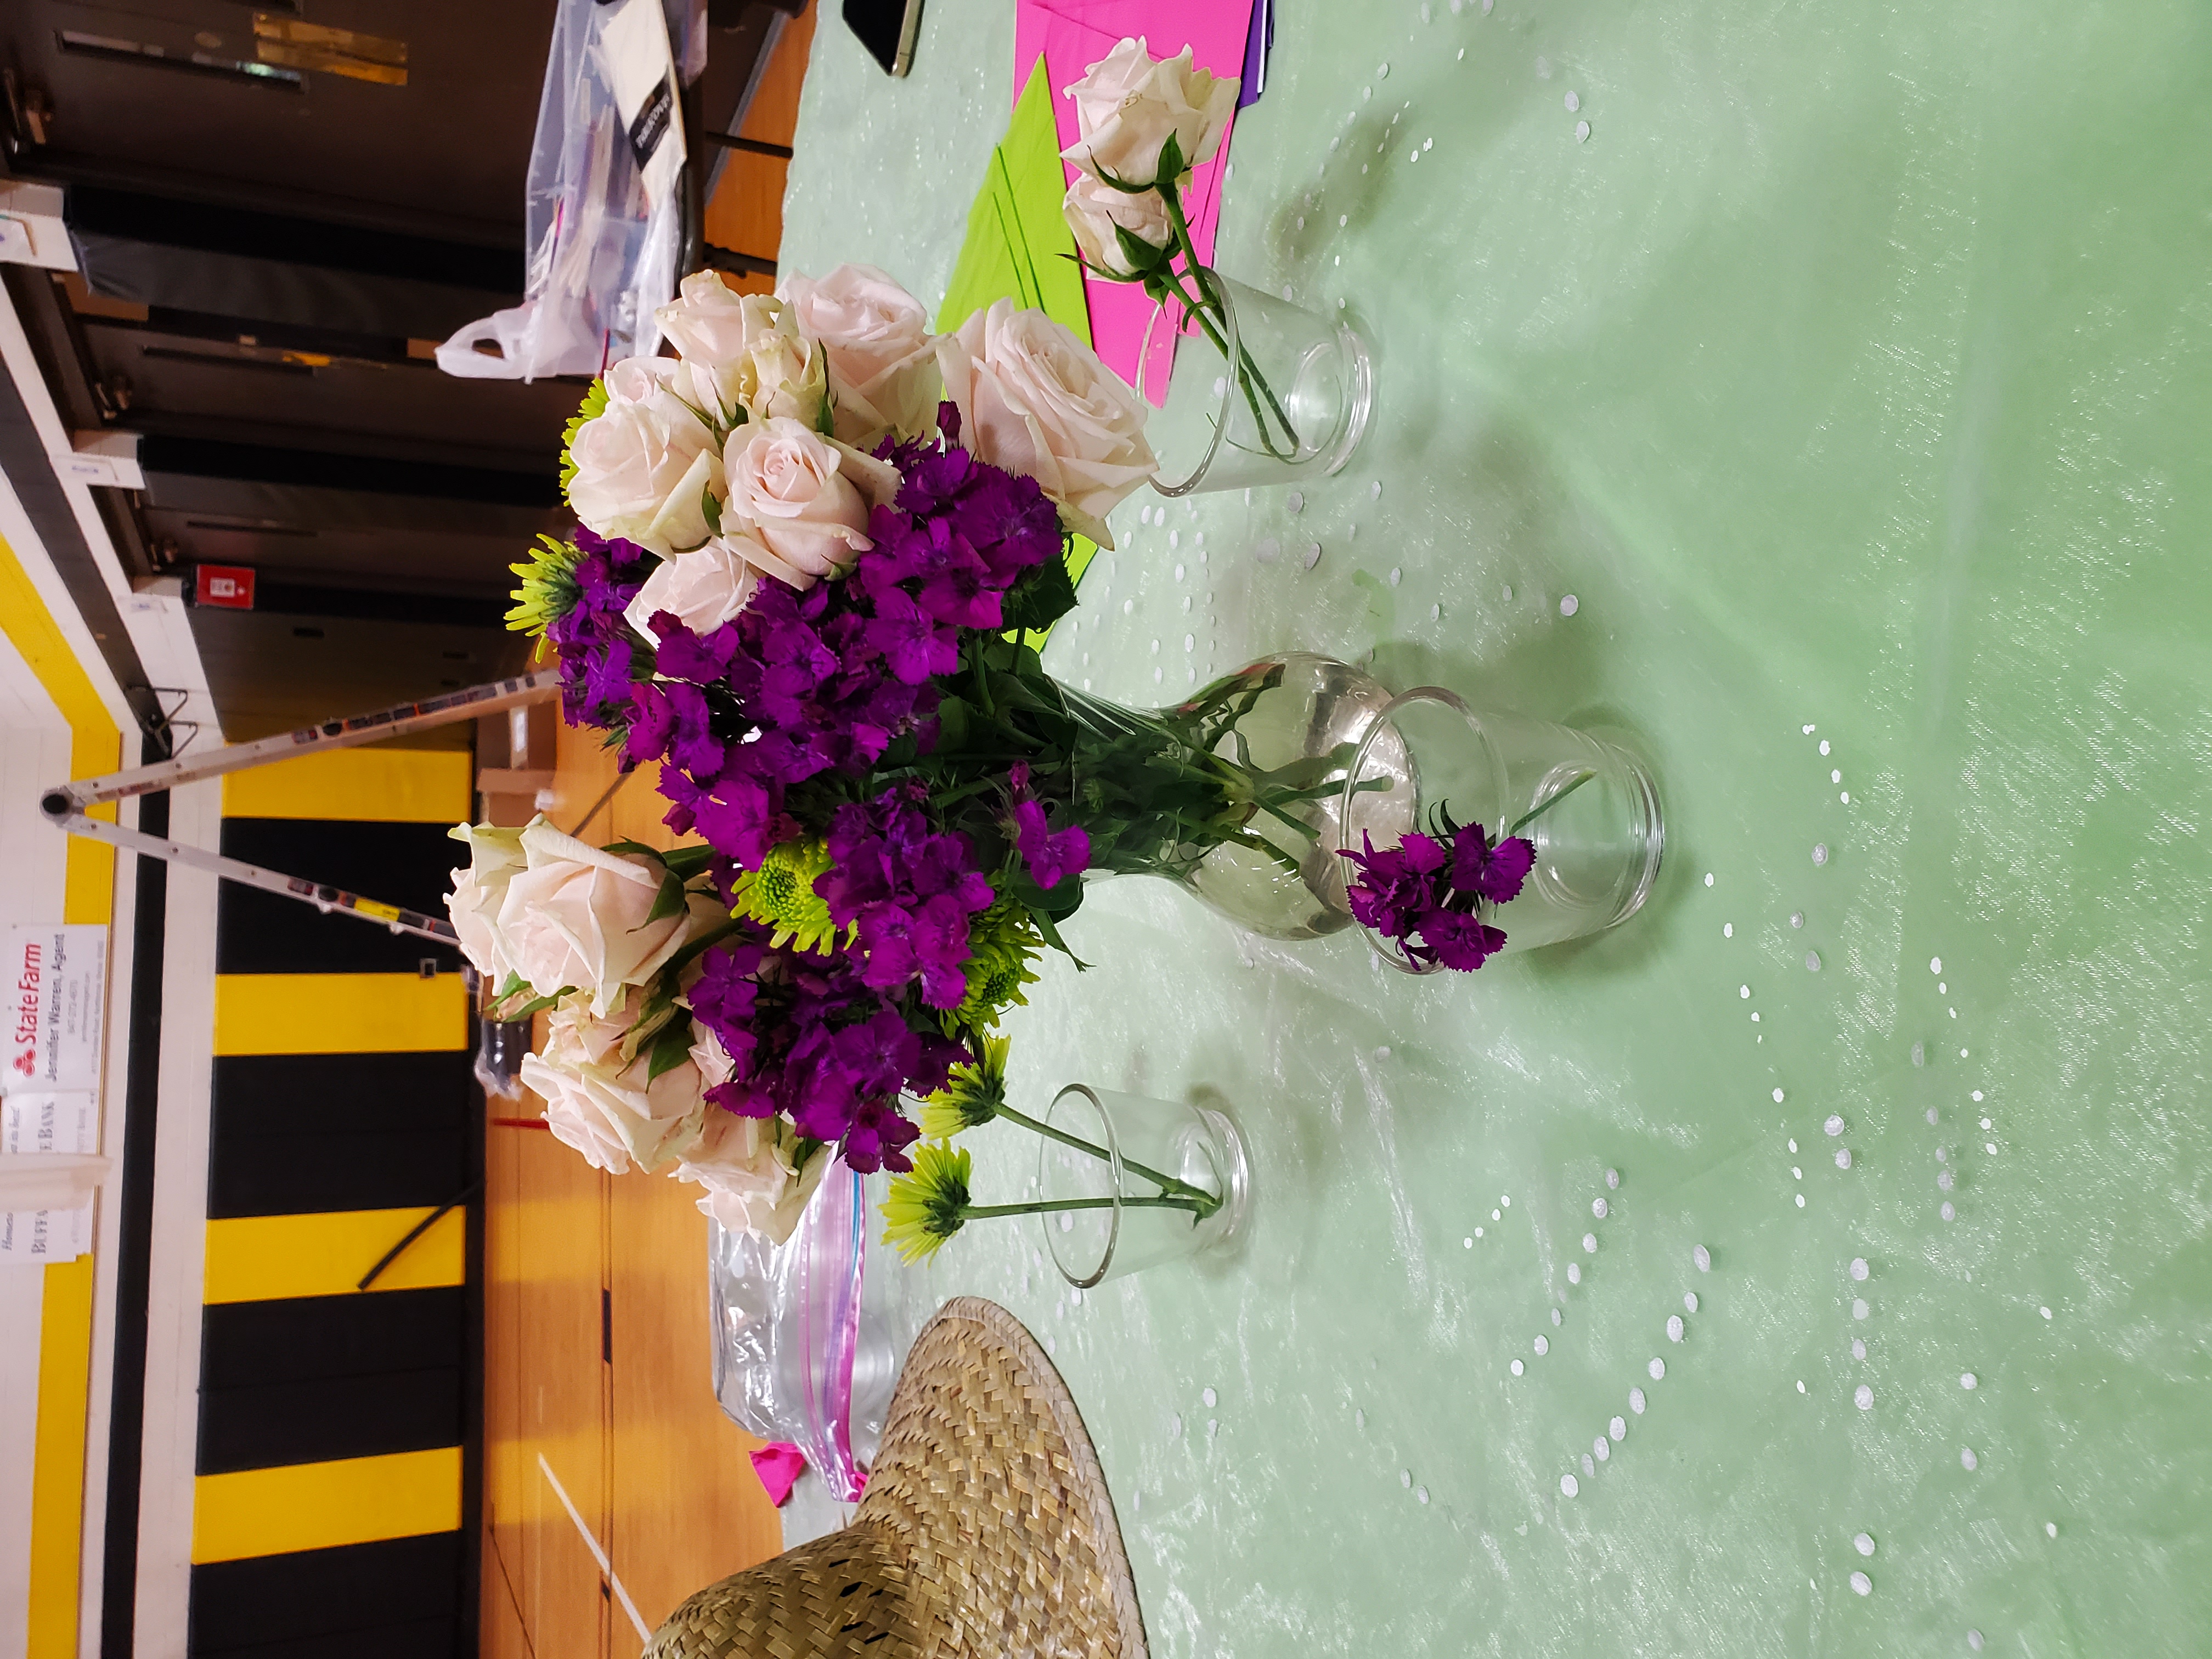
203, 1206, 466, 1304
1, 533, 122, 1659
221, 746, 472, 824
192, 1446, 462, 1565
213, 971, 468, 1056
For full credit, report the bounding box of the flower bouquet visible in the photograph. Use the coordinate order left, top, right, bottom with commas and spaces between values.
447, 39, 1647, 1252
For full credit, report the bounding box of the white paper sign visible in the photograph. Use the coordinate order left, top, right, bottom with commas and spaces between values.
0, 1090, 98, 1262
5, 924, 108, 1095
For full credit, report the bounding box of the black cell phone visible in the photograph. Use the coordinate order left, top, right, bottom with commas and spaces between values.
843, 0, 922, 76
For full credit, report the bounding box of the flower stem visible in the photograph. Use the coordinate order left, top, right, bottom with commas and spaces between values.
1506, 770, 1598, 838
995, 1104, 1222, 1214
960, 1195, 1207, 1221
1156, 190, 1304, 462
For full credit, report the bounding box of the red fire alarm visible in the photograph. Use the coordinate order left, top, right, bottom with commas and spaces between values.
193, 565, 256, 610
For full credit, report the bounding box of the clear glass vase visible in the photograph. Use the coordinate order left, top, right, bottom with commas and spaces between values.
1339, 689, 1666, 967
1064, 653, 1397, 939
1037, 1084, 1250, 1287
1135, 270, 1374, 494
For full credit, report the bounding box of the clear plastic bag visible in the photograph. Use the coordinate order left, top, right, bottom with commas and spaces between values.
436, 0, 693, 381
708, 1162, 920, 1502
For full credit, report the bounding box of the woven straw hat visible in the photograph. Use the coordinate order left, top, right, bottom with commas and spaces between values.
647, 1296, 1147, 1659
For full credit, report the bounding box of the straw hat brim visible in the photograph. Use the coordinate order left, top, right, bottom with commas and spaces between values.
647, 1295, 1147, 1659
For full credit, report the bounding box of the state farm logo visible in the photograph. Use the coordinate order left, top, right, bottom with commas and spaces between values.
12, 939, 40, 1078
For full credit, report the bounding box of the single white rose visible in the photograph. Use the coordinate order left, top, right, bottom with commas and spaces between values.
778, 263, 943, 444
601, 353, 685, 405
723, 417, 902, 582
623, 536, 762, 644
445, 822, 527, 984
495, 818, 696, 1014
675, 1116, 827, 1245
1062, 37, 1239, 188
524, 996, 709, 1175
935, 300, 1156, 547
657, 274, 827, 426
1062, 172, 1174, 278
566, 389, 723, 557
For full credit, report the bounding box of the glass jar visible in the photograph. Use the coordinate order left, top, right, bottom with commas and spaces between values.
1338, 689, 1665, 966
1135, 270, 1374, 494
1064, 653, 1396, 939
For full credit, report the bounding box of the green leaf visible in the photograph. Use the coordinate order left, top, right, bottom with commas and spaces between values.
644, 868, 687, 926
1017, 902, 1088, 969
645, 1013, 698, 1082
659, 845, 718, 881
601, 839, 664, 862
1155, 132, 1185, 188
701, 483, 723, 537
1114, 223, 1171, 278
1000, 556, 1079, 636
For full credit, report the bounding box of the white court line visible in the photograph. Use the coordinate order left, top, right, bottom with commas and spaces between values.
537, 1453, 652, 1645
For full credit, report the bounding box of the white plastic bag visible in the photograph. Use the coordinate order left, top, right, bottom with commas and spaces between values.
436, 0, 691, 381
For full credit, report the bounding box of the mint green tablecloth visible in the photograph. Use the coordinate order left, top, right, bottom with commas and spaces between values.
781, 4, 2212, 1652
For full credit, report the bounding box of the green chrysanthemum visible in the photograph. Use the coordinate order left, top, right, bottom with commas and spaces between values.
560, 378, 609, 494
729, 838, 843, 954
919, 1034, 1011, 1140
881, 1142, 973, 1264
952, 902, 1043, 1031
505, 534, 585, 637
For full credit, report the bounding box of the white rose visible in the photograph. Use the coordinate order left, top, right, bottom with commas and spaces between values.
657, 273, 827, 426
524, 996, 709, 1175
723, 417, 902, 584
445, 822, 527, 984
935, 300, 1156, 547
778, 263, 943, 444
1062, 172, 1173, 278
601, 354, 685, 405
623, 536, 762, 645
1061, 37, 1239, 188
495, 818, 697, 1014
566, 386, 723, 557
674, 1116, 827, 1245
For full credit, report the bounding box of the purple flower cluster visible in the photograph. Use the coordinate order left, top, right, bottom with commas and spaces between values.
548, 529, 655, 726
820, 785, 996, 1008
1005, 761, 1091, 889
626, 430, 1063, 869
686, 927, 966, 1173
1339, 821, 1535, 972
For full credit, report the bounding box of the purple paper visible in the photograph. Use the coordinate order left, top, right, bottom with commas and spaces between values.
1238, 0, 1271, 108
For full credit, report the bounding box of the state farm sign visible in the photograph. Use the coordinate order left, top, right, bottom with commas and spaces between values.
6, 926, 106, 1094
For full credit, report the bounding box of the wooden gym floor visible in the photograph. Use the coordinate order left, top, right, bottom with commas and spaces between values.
479, 14, 815, 1655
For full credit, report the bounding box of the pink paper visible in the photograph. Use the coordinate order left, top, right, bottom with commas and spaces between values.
749, 1442, 806, 1507
1013, 0, 1256, 401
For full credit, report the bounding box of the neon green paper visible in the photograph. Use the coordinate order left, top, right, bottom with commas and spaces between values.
935, 54, 1101, 612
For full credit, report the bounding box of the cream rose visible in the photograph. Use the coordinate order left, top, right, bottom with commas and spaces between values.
524, 996, 709, 1175
1062, 172, 1173, 278
445, 822, 527, 985
778, 263, 942, 444
673, 1113, 827, 1245
722, 417, 902, 584
495, 819, 696, 1014
623, 536, 763, 645
657, 274, 827, 426
1062, 37, 1239, 188
935, 300, 1156, 546
565, 382, 723, 557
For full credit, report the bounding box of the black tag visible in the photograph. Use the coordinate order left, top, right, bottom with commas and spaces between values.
628, 72, 674, 171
